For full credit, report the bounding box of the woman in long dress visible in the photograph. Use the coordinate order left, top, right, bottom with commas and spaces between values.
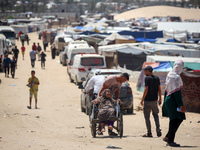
162, 60, 186, 147
93, 89, 118, 136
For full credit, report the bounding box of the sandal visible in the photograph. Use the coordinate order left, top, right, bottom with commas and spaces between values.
27, 106, 31, 109
142, 133, 153, 137
97, 130, 103, 135
35, 106, 38, 109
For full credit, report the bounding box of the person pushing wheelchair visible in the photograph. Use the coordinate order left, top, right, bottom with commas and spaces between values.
95, 73, 129, 135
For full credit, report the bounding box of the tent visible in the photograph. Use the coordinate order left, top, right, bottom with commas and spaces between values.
11, 24, 28, 34
163, 29, 187, 42
105, 32, 127, 41
99, 45, 150, 70
117, 30, 163, 39
139, 43, 200, 57
137, 62, 172, 94
146, 55, 200, 70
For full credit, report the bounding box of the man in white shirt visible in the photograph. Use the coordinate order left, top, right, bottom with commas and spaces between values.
84, 70, 105, 100
30, 49, 36, 68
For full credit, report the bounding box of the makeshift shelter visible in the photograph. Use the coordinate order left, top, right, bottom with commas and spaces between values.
146, 55, 200, 70
99, 44, 149, 69
181, 72, 200, 113
163, 29, 187, 42
137, 62, 172, 94
139, 43, 200, 57
117, 30, 163, 39
105, 32, 127, 41
11, 24, 28, 34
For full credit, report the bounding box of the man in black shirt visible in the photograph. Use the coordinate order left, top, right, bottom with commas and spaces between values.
10, 56, 17, 78
12, 46, 19, 63
141, 66, 162, 137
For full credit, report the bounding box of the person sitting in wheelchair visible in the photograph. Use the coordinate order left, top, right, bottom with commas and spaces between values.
93, 89, 120, 136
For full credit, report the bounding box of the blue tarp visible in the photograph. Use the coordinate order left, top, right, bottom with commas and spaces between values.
117, 30, 163, 39
135, 38, 157, 42
79, 31, 110, 35
153, 62, 172, 72
74, 26, 86, 30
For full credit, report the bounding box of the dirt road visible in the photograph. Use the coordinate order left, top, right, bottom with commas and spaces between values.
0, 32, 199, 150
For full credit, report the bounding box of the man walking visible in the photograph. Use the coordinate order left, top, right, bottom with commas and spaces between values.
25, 33, 29, 45
37, 43, 42, 61
10, 56, 17, 78
32, 43, 37, 51
140, 66, 162, 137
3, 54, 11, 77
40, 51, 46, 69
30, 49, 36, 68
12, 46, 19, 63
26, 70, 40, 109
20, 33, 25, 45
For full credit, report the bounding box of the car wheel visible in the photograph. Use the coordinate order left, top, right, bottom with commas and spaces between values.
127, 106, 133, 114
81, 98, 85, 112
85, 100, 90, 115
69, 74, 74, 83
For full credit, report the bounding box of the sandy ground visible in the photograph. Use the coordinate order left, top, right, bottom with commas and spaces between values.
0, 32, 200, 150
114, 6, 200, 20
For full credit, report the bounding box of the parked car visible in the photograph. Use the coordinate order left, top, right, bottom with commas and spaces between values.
69, 54, 106, 85
59, 46, 68, 66
78, 69, 134, 115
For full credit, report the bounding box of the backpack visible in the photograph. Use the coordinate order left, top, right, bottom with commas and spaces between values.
37, 46, 42, 52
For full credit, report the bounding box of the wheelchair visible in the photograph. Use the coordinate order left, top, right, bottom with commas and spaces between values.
89, 101, 123, 138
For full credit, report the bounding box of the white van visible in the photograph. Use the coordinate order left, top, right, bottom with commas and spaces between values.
67, 45, 95, 74
0, 34, 7, 57
0, 26, 16, 48
69, 54, 106, 85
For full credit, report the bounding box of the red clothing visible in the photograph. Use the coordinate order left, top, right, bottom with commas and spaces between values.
19, 31, 22, 37
32, 45, 37, 51
21, 46, 25, 52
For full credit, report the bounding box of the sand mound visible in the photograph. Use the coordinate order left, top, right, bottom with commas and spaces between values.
114, 6, 200, 20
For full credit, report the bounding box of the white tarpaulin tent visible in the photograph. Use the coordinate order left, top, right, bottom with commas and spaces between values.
146, 55, 200, 63
105, 32, 128, 41
157, 22, 200, 32
11, 25, 28, 33
163, 29, 187, 42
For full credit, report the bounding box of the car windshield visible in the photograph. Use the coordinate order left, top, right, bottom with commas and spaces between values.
0, 31, 15, 39
81, 57, 104, 66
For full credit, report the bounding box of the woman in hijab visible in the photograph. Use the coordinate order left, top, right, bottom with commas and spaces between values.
93, 89, 118, 136
162, 60, 186, 147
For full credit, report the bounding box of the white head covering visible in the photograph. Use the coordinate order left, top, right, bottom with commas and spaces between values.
165, 60, 184, 96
